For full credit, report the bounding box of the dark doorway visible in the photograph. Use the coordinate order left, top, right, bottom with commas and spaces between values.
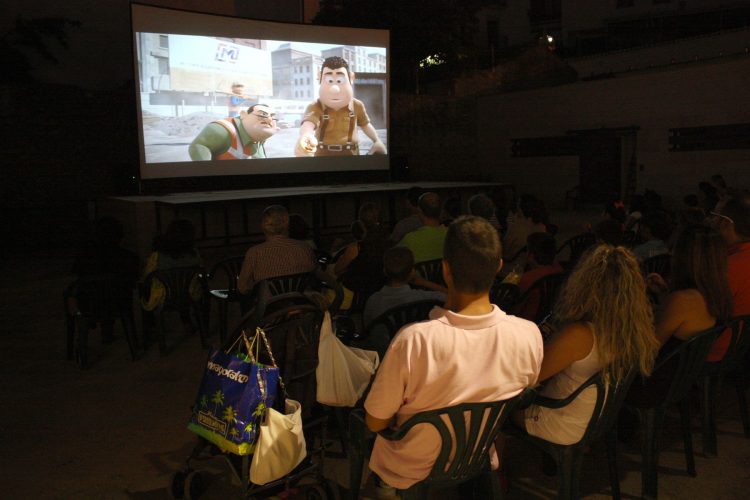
577, 134, 621, 203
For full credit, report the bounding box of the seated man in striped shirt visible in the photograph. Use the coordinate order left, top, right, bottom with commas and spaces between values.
237, 205, 318, 295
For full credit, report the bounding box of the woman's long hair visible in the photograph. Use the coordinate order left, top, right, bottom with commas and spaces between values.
670, 224, 732, 324
554, 245, 659, 381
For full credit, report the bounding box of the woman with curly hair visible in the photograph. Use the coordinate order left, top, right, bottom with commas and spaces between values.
515, 245, 660, 444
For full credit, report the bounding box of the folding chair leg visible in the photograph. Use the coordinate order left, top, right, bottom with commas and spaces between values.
736, 375, 750, 438
605, 427, 622, 500
679, 398, 697, 477
121, 311, 139, 361
640, 408, 664, 499
158, 312, 168, 356
219, 300, 228, 344
557, 450, 582, 500
76, 319, 89, 369
66, 311, 76, 360
701, 376, 718, 457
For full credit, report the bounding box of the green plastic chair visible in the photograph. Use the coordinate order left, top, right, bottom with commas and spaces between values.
509, 368, 637, 499
628, 324, 725, 499
141, 265, 209, 355
349, 389, 535, 500
699, 315, 750, 456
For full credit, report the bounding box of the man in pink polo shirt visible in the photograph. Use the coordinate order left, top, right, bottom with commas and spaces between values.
364, 216, 543, 491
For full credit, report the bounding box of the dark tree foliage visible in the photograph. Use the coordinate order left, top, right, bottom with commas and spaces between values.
313, 0, 484, 92
0, 16, 81, 83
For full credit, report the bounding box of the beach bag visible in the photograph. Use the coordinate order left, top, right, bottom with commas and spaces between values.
187, 328, 279, 455
249, 398, 307, 485
316, 311, 380, 407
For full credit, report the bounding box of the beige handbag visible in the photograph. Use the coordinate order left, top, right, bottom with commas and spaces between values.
249, 327, 307, 485
249, 398, 306, 485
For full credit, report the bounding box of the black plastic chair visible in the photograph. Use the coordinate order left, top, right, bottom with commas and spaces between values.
627, 324, 725, 499
349, 389, 535, 500
206, 256, 245, 344
510, 369, 637, 500
363, 299, 443, 357
414, 258, 445, 286
512, 272, 567, 324
556, 233, 596, 270
141, 266, 209, 356
641, 254, 671, 280
64, 273, 138, 368
490, 282, 520, 311
699, 315, 750, 456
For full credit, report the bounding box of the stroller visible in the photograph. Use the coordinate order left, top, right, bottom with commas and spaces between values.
170, 290, 341, 499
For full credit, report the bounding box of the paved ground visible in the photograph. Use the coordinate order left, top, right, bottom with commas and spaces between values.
2, 209, 749, 499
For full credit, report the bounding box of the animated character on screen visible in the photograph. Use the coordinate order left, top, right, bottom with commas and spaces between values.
295, 56, 386, 157
189, 104, 278, 161
227, 82, 250, 117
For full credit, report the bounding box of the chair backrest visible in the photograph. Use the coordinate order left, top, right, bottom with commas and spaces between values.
414, 258, 445, 286
144, 266, 205, 311
556, 232, 596, 268
367, 299, 443, 341
655, 324, 726, 407
513, 272, 567, 323
641, 253, 671, 279
577, 368, 638, 444
379, 389, 535, 489
207, 256, 245, 295
490, 282, 520, 311
256, 272, 316, 298
69, 273, 132, 320
706, 315, 750, 373
257, 301, 324, 418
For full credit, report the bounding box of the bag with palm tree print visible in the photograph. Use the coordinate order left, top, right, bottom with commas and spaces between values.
187, 328, 279, 455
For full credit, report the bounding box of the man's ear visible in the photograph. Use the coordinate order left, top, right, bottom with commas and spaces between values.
442, 260, 453, 287
349, 71, 355, 83
239, 110, 248, 119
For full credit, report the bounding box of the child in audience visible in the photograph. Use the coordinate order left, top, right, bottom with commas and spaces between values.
514, 245, 659, 445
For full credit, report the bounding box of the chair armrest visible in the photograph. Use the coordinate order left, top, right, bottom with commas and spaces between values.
532, 375, 600, 409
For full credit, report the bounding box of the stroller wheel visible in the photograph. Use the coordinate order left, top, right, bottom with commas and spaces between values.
305, 484, 328, 500
185, 470, 207, 500
324, 479, 341, 500
168, 470, 187, 499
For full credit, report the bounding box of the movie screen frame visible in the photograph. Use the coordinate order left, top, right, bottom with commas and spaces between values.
131, 3, 390, 180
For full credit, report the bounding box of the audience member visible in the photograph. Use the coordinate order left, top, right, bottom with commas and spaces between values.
629, 225, 732, 406
699, 181, 720, 213
141, 219, 202, 312
440, 196, 462, 226
708, 197, 750, 360
397, 192, 448, 263
70, 216, 139, 343
632, 211, 672, 262
594, 219, 624, 246
390, 186, 423, 243
288, 213, 316, 249
603, 199, 627, 226
468, 193, 500, 231
624, 194, 646, 235
513, 232, 565, 322
334, 203, 390, 297
365, 216, 542, 491
237, 205, 317, 294
361, 246, 446, 356
515, 245, 659, 445
503, 194, 547, 261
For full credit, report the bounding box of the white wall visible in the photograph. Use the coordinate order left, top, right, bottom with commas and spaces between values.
476, 55, 750, 207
